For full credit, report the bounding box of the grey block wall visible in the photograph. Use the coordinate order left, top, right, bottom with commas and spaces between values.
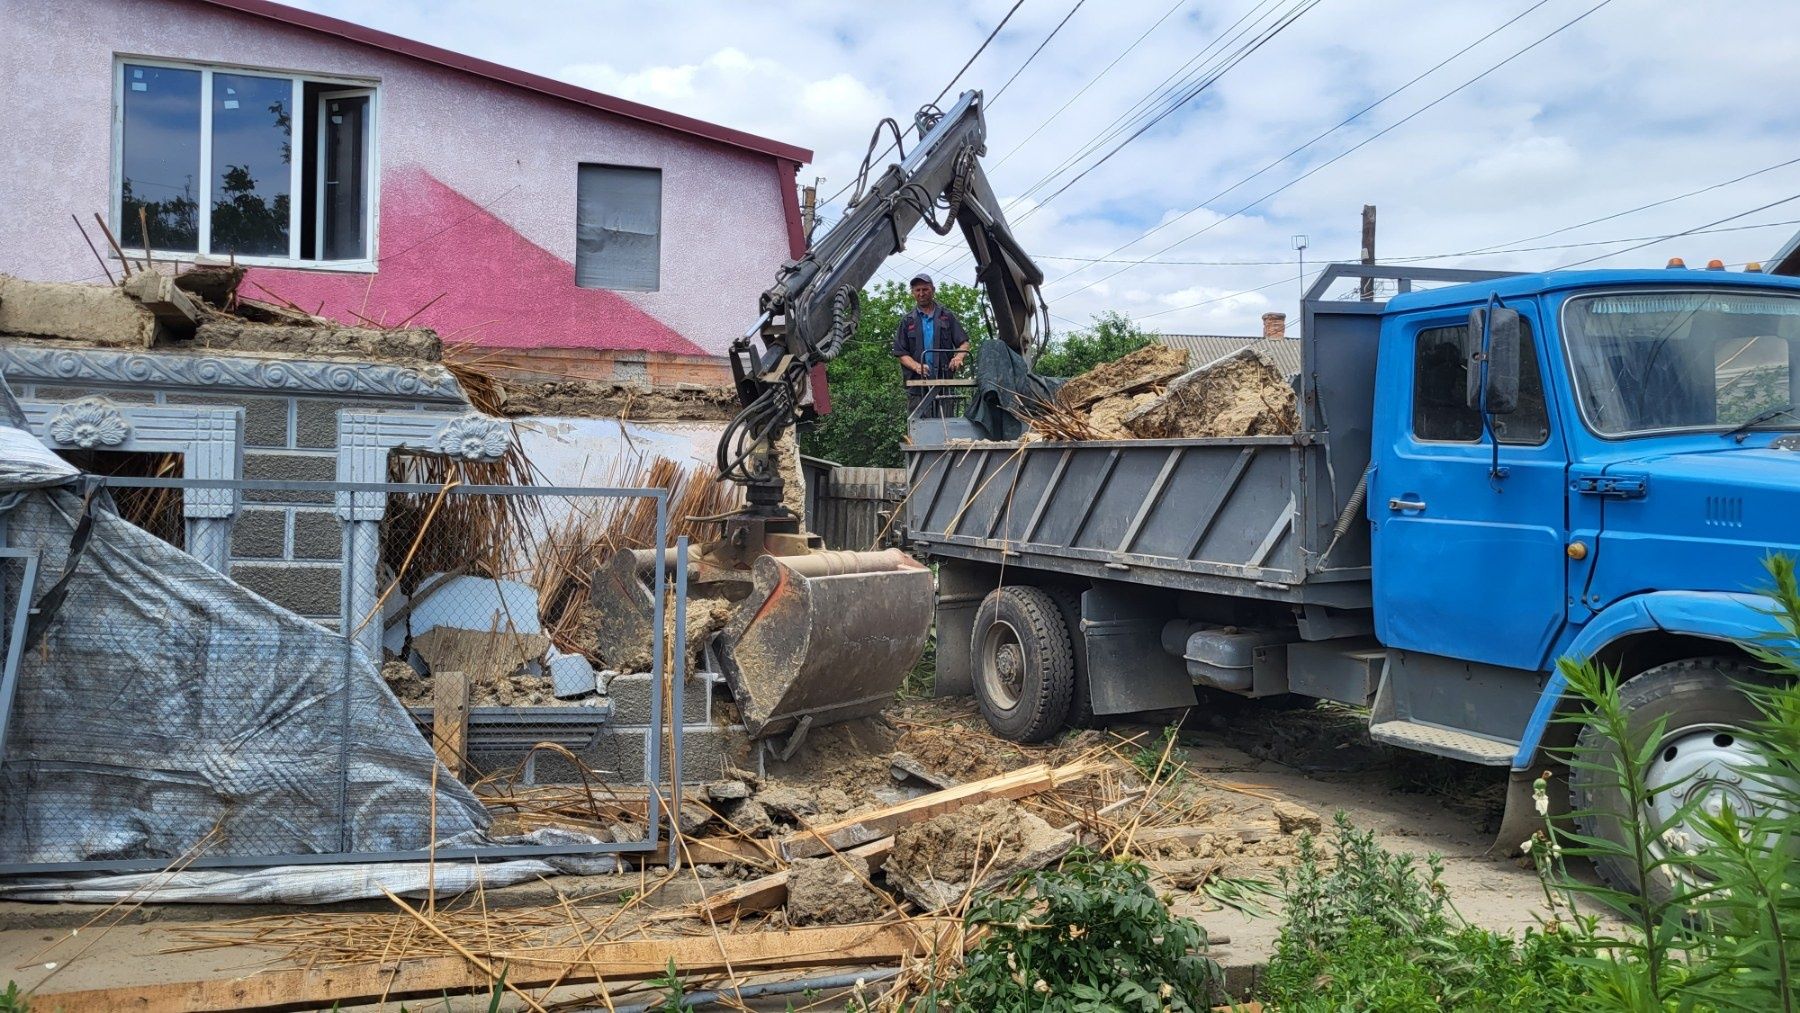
9, 378, 461, 622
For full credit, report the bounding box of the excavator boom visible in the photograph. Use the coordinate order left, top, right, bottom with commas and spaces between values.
596, 91, 1045, 747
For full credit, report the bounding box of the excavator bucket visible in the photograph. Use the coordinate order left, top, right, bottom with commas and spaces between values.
716, 549, 933, 739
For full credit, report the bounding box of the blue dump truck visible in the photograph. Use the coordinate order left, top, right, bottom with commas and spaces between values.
901, 262, 1800, 895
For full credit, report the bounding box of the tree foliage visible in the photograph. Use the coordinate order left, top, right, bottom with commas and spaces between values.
800, 291, 1156, 467
800, 280, 990, 468
1033, 311, 1158, 379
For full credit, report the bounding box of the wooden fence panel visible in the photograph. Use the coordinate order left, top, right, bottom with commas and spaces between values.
808, 466, 907, 550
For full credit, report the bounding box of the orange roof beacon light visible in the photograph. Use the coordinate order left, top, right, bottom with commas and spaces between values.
1666, 257, 1687, 269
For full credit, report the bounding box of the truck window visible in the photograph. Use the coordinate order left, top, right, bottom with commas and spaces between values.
1564, 290, 1800, 437
1411, 323, 1550, 445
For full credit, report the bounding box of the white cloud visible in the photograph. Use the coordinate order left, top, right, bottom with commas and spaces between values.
278, 0, 1800, 335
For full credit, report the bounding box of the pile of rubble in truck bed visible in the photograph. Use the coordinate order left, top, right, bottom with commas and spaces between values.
1030, 343, 1301, 441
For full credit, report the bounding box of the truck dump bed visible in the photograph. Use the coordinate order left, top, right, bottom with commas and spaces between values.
902, 434, 1370, 609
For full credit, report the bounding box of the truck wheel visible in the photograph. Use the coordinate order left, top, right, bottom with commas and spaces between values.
1570, 658, 1787, 905
972, 585, 1074, 742
1044, 586, 1095, 728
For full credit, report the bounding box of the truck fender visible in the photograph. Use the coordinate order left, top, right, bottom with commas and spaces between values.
1510, 591, 1786, 771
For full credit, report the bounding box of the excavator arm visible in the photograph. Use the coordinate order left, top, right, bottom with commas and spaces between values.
597, 91, 1044, 748
719, 90, 1047, 531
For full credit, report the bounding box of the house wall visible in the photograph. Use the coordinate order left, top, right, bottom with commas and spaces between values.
0, 0, 802, 359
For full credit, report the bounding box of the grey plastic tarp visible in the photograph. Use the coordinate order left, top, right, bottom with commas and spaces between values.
0, 381, 543, 894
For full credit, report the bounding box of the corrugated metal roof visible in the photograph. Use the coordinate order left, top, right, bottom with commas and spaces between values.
1156, 334, 1304, 376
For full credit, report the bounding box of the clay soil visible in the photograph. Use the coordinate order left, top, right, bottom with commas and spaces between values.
492, 379, 738, 421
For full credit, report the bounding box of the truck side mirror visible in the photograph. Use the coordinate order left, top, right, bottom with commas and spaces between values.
1465, 306, 1522, 415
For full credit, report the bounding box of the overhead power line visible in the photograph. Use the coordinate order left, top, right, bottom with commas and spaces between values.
1041, 0, 1555, 289
1553, 193, 1800, 269
905, 216, 1800, 266
993, 0, 1089, 104
815, 0, 1028, 214
1054, 0, 1618, 300
987, 0, 1191, 171
915, 0, 1312, 274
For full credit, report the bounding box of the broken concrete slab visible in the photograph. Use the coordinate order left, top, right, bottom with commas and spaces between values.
188, 318, 441, 362
0, 275, 159, 348
411, 627, 553, 705
1121, 348, 1300, 439
172, 265, 245, 308
546, 646, 598, 699
885, 798, 1074, 910
706, 779, 751, 802
409, 575, 542, 638
1054, 343, 1190, 409
121, 271, 200, 336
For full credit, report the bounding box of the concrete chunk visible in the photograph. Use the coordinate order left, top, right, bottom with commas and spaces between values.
1121, 348, 1300, 439
546, 647, 599, 699
121, 271, 200, 336
192, 318, 441, 362
0, 275, 159, 348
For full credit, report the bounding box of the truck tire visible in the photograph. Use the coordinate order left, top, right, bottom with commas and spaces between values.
1044, 586, 1095, 728
972, 585, 1075, 742
1570, 658, 1784, 905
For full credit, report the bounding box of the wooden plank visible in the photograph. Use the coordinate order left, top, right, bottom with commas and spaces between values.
431, 669, 469, 779
37, 920, 958, 1013
780, 760, 1103, 860
700, 838, 894, 919
628, 836, 778, 866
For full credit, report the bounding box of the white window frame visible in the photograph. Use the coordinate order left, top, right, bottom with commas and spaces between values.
111, 55, 381, 272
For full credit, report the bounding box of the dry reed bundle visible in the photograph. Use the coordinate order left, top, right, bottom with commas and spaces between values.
1021, 392, 1103, 441
532, 454, 742, 657
377, 353, 542, 595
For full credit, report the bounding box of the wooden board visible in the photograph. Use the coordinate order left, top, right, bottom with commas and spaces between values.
431, 669, 469, 778
36, 919, 958, 1013
700, 838, 895, 919
779, 760, 1103, 860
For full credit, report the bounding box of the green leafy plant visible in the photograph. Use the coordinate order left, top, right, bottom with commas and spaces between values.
1129, 723, 1186, 789
941, 851, 1218, 1011
1537, 554, 1800, 1012
0, 982, 25, 1013
644, 957, 687, 1009
1260, 814, 1585, 1012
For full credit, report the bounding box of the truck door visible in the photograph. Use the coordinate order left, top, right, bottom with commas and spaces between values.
1370, 310, 1569, 671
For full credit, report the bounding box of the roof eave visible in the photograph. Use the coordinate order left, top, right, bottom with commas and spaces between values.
187, 0, 813, 164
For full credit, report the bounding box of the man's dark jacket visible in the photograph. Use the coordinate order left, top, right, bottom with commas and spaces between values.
890, 304, 971, 379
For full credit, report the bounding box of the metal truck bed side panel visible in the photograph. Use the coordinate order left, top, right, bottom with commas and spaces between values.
904, 438, 1370, 607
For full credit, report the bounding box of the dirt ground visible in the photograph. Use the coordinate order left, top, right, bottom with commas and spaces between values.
0, 698, 1561, 1009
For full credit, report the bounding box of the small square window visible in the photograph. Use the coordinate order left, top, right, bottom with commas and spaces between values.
576, 164, 661, 291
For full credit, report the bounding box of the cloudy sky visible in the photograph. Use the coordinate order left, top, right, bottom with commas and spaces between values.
288, 0, 1800, 338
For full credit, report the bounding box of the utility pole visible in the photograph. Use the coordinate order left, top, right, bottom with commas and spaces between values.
1359, 204, 1377, 301
1292, 234, 1309, 308
800, 178, 820, 238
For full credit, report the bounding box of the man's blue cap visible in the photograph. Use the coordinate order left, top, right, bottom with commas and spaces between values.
910, 272, 933, 286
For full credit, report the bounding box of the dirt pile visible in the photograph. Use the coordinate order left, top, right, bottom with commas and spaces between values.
886, 799, 1074, 909
786, 857, 893, 925
1121, 348, 1299, 439
1054, 344, 1191, 408
1025, 344, 1299, 442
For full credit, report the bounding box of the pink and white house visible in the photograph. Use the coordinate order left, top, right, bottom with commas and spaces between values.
0, 0, 813, 382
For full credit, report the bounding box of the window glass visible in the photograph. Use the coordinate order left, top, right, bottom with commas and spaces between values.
121, 64, 202, 253
1412, 320, 1550, 445
576, 165, 662, 291
209, 73, 292, 257
1565, 291, 1800, 436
